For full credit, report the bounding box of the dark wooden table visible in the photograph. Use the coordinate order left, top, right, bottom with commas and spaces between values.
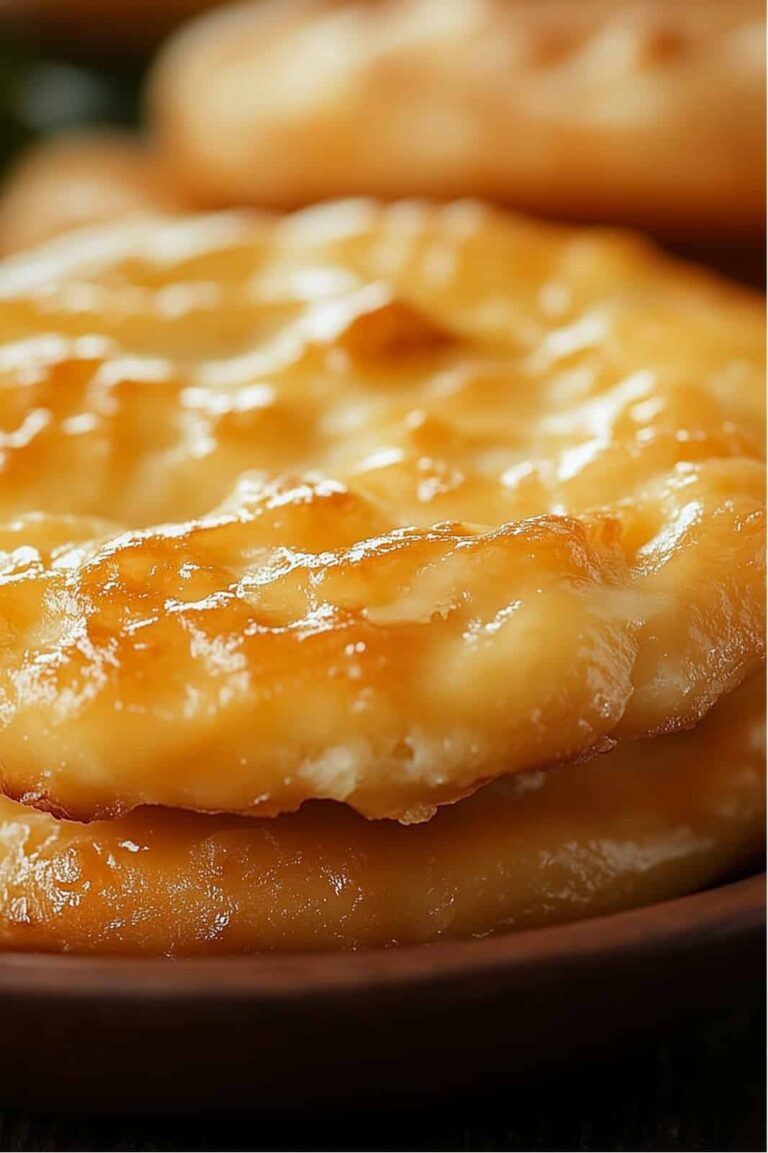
1, 997, 763, 1152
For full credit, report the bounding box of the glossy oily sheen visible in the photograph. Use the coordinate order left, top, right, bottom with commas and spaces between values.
0, 674, 763, 955
0, 202, 763, 821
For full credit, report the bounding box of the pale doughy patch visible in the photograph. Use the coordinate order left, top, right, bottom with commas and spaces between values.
0, 202, 762, 821
150, 0, 766, 234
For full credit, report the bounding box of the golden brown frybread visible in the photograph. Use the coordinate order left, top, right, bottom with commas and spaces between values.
0, 672, 763, 954
0, 201, 763, 826
0, 0, 763, 957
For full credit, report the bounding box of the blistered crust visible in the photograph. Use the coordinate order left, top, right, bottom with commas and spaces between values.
0, 202, 763, 820
150, 0, 766, 233
0, 673, 763, 954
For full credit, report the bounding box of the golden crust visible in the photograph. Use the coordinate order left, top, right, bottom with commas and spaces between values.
0, 673, 763, 955
150, 0, 766, 235
0, 202, 763, 821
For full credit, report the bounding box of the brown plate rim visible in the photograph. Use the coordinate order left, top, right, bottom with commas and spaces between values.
0, 873, 763, 1002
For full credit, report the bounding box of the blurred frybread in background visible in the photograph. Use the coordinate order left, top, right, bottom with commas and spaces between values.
151, 0, 766, 234
0, 0, 763, 262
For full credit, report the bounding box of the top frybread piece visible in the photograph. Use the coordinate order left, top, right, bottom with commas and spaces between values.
0, 201, 763, 821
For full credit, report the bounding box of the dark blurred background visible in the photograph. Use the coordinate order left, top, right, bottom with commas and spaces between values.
0, 27, 144, 169
0, 0, 227, 166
